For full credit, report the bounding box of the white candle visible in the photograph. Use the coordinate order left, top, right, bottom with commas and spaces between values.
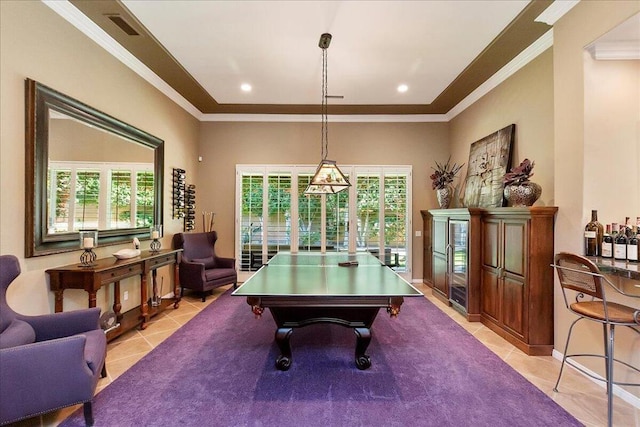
83, 237, 94, 248
151, 231, 160, 239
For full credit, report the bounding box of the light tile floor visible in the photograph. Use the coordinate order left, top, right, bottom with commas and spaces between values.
12, 283, 640, 427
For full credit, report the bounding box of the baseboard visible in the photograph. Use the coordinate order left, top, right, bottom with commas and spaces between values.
551, 349, 640, 409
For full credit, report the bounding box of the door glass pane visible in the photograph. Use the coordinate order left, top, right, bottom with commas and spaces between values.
298, 175, 322, 251
266, 174, 291, 260
240, 174, 264, 271
384, 174, 407, 269
449, 220, 468, 308
356, 174, 380, 254
326, 177, 349, 252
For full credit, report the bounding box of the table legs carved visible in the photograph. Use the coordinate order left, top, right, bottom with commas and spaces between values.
354, 327, 372, 370
113, 281, 122, 321
274, 327, 294, 371
140, 271, 149, 329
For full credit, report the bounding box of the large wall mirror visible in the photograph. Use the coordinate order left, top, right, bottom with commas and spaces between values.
25, 79, 164, 257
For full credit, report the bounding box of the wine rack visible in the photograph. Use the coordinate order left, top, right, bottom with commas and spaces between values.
184, 184, 196, 231
172, 168, 186, 220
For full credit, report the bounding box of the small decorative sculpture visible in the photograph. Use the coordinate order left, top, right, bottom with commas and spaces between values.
430, 157, 464, 209
112, 238, 141, 260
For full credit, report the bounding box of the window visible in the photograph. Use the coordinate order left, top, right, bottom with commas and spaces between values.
236, 165, 412, 278
48, 161, 153, 233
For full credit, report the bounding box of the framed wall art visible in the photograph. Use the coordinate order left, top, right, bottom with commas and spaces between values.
462, 124, 515, 208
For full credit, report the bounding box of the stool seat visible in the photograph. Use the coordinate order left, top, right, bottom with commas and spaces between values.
570, 301, 638, 324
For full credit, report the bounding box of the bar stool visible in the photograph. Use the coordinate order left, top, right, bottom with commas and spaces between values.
552, 252, 640, 427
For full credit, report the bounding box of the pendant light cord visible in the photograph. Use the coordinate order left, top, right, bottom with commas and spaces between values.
321, 46, 328, 160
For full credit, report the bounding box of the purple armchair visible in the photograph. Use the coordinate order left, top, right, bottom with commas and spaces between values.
172, 231, 237, 302
0, 255, 106, 426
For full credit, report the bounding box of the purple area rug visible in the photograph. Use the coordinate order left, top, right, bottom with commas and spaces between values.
62, 291, 580, 427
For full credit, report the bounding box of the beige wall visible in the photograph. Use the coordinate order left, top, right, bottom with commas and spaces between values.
50, 117, 154, 163
584, 56, 639, 220
449, 48, 555, 207
554, 1, 640, 397
0, 1, 200, 315
197, 121, 450, 278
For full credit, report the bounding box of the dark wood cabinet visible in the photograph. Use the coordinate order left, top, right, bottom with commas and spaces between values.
421, 207, 557, 342
420, 210, 433, 287
480, 207, 557, 355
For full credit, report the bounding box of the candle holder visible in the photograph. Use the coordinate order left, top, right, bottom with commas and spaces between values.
150, 225, 162, 252
79, 229, 98, 267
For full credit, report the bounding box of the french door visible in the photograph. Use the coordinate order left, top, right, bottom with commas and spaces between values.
236, 165, 411, 281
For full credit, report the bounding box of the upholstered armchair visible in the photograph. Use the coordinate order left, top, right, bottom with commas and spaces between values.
0, 255, 107, 426
172, 231, 237, 302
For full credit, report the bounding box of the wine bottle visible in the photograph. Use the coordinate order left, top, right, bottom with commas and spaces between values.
623, 217, 633, 238
584, 210, 603, 256
628, 225, 639, 263
601, 224, 613, 258
613, 223, 627, 260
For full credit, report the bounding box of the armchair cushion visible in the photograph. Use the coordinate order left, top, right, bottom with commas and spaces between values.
192, 256, 216, 269
0, 319, 36, 349
204, 268, 237, 282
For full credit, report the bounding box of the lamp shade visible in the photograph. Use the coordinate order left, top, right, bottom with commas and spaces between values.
304, 159, 351, 194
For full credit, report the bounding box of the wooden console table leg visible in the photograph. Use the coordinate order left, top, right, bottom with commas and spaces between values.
113, 281, 122, 321
54, 290, 64, 313
173, 261, 181, 308
88, 291, 97, 308
140, 273, 149, 329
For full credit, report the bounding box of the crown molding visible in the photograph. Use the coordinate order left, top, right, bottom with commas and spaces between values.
535, 0, 580, 25
200, 114, 448, 123
42, 0, 202, 119
446, 29, 554, 121
587, 41, 640, 60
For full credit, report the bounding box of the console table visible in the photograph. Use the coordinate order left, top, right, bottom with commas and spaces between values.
46, 249, 181, 341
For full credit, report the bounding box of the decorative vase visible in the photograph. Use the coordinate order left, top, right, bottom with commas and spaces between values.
504, 182, 542, 207
436, 187, 452, 209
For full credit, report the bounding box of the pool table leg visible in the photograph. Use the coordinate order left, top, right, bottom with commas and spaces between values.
275, 327, 293, 371
354, 327, 372, 370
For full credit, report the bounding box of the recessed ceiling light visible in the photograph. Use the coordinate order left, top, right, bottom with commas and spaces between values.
397, 84, 408, 93
241, 83, 252, 92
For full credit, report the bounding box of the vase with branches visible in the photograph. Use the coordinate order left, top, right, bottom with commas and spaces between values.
503, 158, 541, 207
430, 158, 464, 208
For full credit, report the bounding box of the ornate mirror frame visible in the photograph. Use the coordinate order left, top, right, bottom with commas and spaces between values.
25, 79, 164, 257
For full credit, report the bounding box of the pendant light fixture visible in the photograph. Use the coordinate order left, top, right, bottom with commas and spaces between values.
304, 33, 351, 195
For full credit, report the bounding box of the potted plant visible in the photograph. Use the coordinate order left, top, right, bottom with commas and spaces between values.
503, 158, 542, 207
430, 158, 464, 209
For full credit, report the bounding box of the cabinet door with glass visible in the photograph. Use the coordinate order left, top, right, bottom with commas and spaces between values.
448, 219, 469, 312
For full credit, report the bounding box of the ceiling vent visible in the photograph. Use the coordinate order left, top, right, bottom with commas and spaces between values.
106, 15, 140, 36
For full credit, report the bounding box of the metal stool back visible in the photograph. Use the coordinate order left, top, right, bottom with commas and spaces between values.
552, 252, 639, 427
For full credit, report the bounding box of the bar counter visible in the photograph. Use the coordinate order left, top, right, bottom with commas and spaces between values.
587, 256, 640, 296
